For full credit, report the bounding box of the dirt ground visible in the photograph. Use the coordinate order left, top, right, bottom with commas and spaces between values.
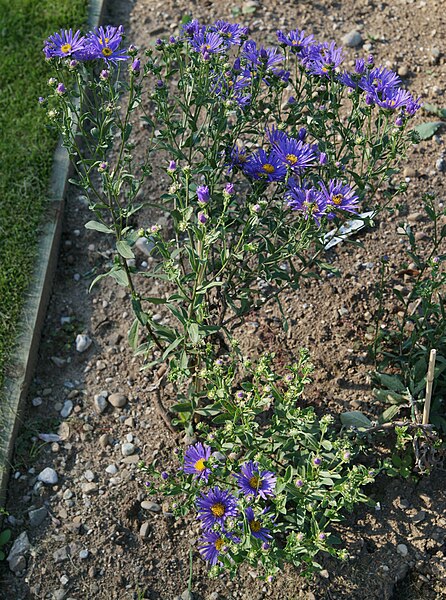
1, 0, 446, 599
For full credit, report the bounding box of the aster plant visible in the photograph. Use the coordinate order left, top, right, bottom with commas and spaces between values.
140, 351, 376, 579
41, 18, 420, 429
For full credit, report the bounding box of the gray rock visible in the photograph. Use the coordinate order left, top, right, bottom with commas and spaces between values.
38, 467, 58, 485
139, 522, 150, 538
398, 65, 409, 77
99, 433, 111, 448
60, 400, 73, 418
181, 591, 195, 600
134, 236, 155, 257
53, 546, 69, 563
32, 396, 43, 407
83, 470, 95, 482
412, 510, 426, 523
81, 482, 98, 495
105, 464, 118, 475
76, 334, 92, 353
9, 554, 26, 573
108, 393, 128, 408
141, 501, 161, 513
93, 394, 108, 414
342, 30, 363, 48
7, 532, 30, 564
435, 157, 445, 172
53, 588, 67, 600
397, 543, 409, 557
79, 549, 89, 560
28, 506, 48, 528
121, 442, 136, 457
407, 212, 424, 224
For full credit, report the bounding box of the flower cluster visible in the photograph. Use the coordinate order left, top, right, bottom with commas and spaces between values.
43, 25, 129, 63
182, 443, 276, 566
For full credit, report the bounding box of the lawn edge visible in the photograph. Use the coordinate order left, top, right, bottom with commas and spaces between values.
0, 0, 107, 507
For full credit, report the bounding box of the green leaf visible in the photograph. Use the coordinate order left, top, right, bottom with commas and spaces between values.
0, 529, 11, 546
109, 268, 129, 287
413, 121, 443, 140
116, 240, 135, 259
379, 404, 402, 423
128, 319, 139, 351
170, 402, 192, 413
340, 411, 372, 429
85, 220, 113, 234
374, 372, 406, 392
188, 323, 199, 344
422, 103, 446, 118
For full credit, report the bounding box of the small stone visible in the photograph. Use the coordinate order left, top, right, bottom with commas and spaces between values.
139, 522, 150, 538
51, 356, 66, 368
398, 65, 409, 77
28, 506, 47, 527
83, 470, 95, 482
53, 588, 67, 600
320, 569, 329, 579
414, 232, 428, 242
181, 591, 194, 600
108, 393, 128, 408
431, 47, 441, 63
407, 212, 424, 224
32, 397, 43, 407
398, 497, 411, 509
9, 554, 26, 573
152, 313, 163, 323
63, 489, 73, 500
397, 543, 409, 557
105, 464, 118, 475
79, 549, 89, 560
141, 501, 161, 513
60, 400, 73, 418
121, 443, 135, 457
96, 360, 107, 371
7, 532, 30, 565
342, 30, 363, 48
134, 236, 155, 257
435, 157, 446, 172
403, 167, 417, 178
60, 575, 69, 586
412, 510, 426, 523
53, 546, 69, 563
99, 433, 111, 448
93, 395, 108, 414
81, 482, 98, 495
75, 334, 92, 353
38, 467, 58, 485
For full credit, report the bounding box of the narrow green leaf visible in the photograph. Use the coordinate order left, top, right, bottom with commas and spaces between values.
85, 220, 113, 234
128, 319, 139, 351
116, 240, 135, 259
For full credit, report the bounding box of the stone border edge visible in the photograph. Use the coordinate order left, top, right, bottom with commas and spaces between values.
0, 0, 107, 507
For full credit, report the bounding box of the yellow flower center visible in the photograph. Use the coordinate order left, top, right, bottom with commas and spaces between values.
215, 538, 224, 551
211, 502, 226, 517
262, 164, 275, 174
292, 40, 298, 45
303, 201, 318, 213
249, 519, 261, 532
99, 37, 110, 46
194, 458, 206, 472
322, 65, 329, 73
286, 154, 298, 165
249, 475, 260, 489
61, 43, 72, 54
102, 47, 113, 57
332, 194, 343, 205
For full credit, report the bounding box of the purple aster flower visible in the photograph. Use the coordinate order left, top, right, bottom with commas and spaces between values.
181, 19, 201, 39
234, 460, 277, 499
318, 179, 359, 218
243, 149, 287, 182
198, 530, 225, 565
84, 25, 129, 63
243, 40, 287, 80
189, 30, 224, 56
210, 21, 248, 47
369, 87, 413, 111
196, 487, 238, 530
43, 29, 85, 59
307, 41, 344, 77
228, 146, 248, 172
131, 58, 141, 74
405, 94, 422, 116
276, 28, 314, 57
271, 134, 316, 172
355, 58, 366, 74
359, 66, 401, 96
198, 211, 208, 224
197, 185, 210, 204
285, 179, 327, 226
245, 507, 272, 542
183, 442, 212, 481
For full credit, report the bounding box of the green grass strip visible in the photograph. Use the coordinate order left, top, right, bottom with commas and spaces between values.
0, 0, 88, 392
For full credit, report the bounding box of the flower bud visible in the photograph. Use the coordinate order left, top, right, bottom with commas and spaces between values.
197, 185, 210, 204
167, 160, 176, 173
130, 58, 141, 74
100, 69, 110, 81
198, 211, 208, 224
98, 161, 108, 173
319, 152, 327, 165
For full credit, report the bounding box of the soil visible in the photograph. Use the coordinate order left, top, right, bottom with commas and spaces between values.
1, 0, 446, 599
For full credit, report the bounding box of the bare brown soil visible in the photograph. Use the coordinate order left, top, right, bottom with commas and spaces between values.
1, 1, 446, 599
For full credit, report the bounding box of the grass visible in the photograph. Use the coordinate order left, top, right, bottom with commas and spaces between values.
0, 0, 87, 395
